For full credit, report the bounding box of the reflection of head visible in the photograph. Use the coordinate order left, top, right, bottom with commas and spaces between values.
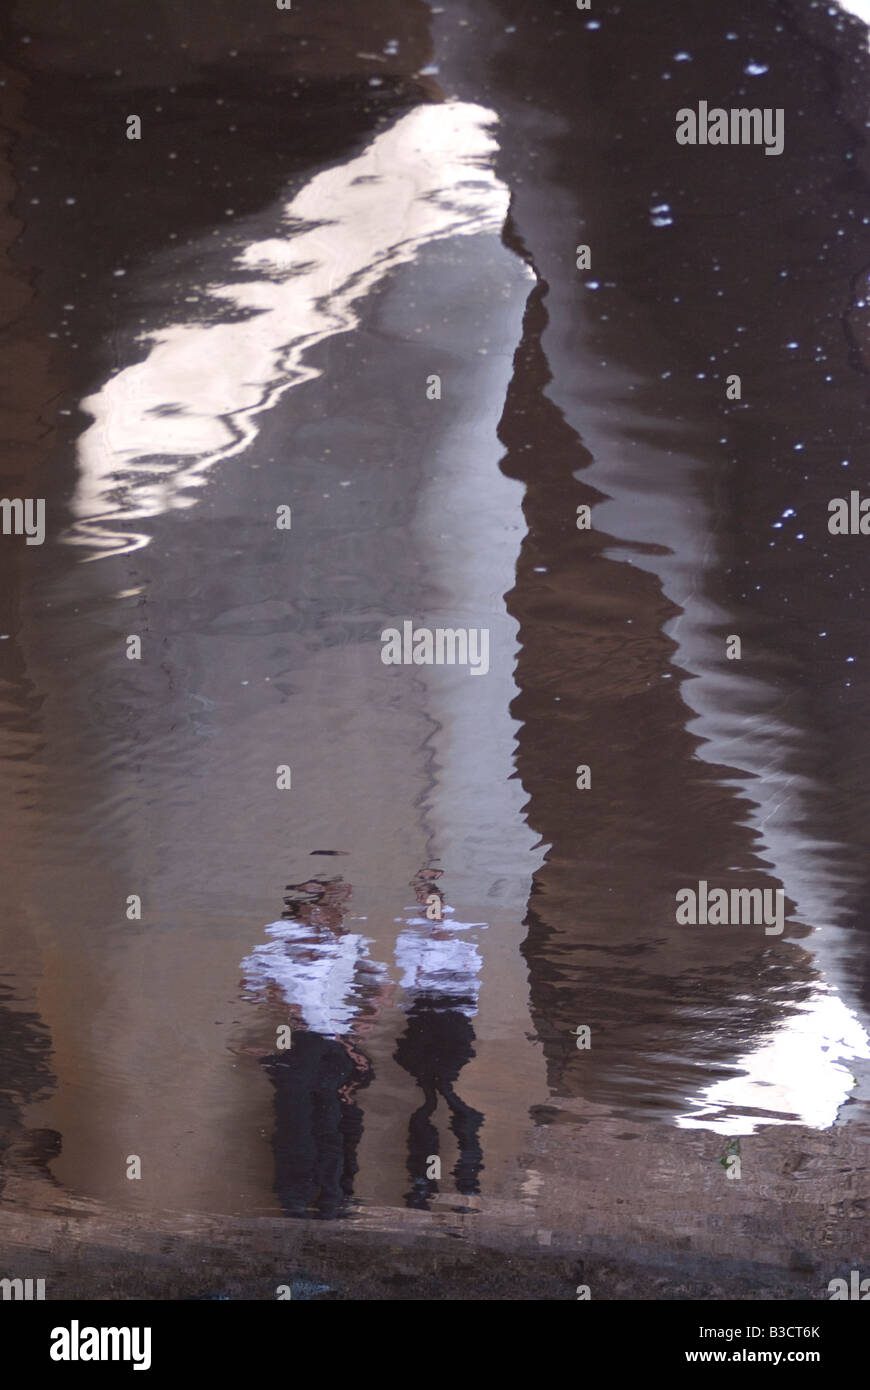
282, 875, 352, 931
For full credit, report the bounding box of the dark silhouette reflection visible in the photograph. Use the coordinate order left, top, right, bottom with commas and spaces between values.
241, 875, 387, 1219
393, 869, 484, 1210
264, 1031, 371, 1220
0, 983, 57, 1197
486, 0, 870, 1128
497, 209, 819, 1124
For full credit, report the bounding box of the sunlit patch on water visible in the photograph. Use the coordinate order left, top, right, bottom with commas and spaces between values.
677, 987, 870, 1134
67, 102, 510, 557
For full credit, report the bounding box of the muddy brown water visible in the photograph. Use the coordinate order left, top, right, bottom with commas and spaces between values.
1, 0, 870, 1298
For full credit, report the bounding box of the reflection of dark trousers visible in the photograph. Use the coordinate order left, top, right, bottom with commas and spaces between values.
261, 1030, 372, 1219
393, 996, 484, 1206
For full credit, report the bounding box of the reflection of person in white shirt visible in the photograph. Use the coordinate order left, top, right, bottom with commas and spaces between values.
240, 875, 390, 1219
393, 868, 486, 1211
244, 918, 381, 1040
394, 931, 482, 1018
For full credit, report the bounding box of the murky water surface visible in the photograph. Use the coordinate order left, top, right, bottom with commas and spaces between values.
2, 0, 870, 1295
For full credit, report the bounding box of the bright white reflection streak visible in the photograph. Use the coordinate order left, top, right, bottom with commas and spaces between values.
678, 989, 870, 1135
836, 0, 870, 27
69, 102, 509, 555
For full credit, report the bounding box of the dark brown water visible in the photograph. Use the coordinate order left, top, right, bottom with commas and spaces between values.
2, 0, 870, 1297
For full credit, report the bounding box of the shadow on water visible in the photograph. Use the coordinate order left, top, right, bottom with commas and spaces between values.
0, 983, 57, 1198
478, 0, 870, 1132
500, 210, 867, 1130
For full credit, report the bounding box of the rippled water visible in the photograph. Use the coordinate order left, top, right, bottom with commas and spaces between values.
1, 0, 870, 1296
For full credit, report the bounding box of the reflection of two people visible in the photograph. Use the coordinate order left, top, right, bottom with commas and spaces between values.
240, 866, 485, 1217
